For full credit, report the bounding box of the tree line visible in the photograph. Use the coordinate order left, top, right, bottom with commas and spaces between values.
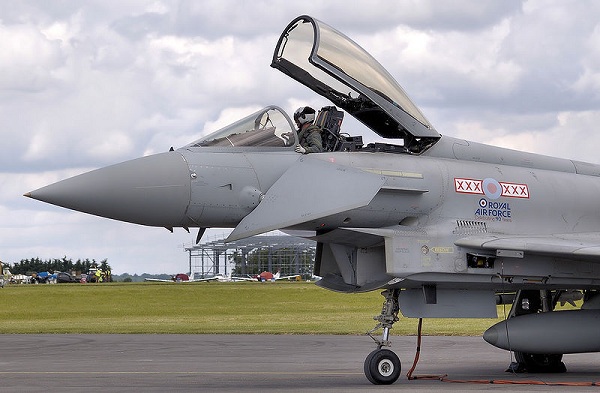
8, 257, 111, 275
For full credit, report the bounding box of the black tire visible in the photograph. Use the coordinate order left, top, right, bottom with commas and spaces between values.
364, 349, 401, 385
514, 351, 566, 373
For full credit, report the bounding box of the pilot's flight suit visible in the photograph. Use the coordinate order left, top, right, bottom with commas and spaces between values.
297, 124, 323, 153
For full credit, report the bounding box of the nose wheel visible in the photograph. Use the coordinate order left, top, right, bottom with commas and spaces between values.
364, 348, 401, 384
365, 289, 402, 384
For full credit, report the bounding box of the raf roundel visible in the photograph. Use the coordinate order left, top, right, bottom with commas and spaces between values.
482, 178, 502, 200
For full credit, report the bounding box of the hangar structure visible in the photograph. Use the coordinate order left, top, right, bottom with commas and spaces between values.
185, 233, 316, 279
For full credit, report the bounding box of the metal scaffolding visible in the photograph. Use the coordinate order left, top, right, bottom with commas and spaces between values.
185, 233, 316, 279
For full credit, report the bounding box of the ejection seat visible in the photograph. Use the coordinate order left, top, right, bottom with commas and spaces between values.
315, 106, 363, 152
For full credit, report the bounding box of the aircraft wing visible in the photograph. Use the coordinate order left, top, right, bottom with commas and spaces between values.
275, 274, 301, 281
144, 278, 178, 283
226, 156, 385, 241
229, 276, 256, 282
191, 277, 221, 282
455, 232, 600, 261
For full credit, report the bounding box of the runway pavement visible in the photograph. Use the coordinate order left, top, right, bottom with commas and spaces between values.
0, 334, 598, 392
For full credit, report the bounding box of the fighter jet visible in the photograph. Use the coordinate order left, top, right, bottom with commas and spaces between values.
25, 15, 600, 384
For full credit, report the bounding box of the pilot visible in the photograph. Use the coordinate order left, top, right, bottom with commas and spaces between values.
294, 106, 323, 154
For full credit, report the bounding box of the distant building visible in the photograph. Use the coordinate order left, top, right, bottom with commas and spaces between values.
185, 233, 316, 280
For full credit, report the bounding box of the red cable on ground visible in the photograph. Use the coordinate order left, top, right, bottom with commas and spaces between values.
404, 318, 421, 380
406, 318, 447, 381
405, 318, 600, 386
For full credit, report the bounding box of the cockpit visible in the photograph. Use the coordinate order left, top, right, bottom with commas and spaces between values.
188, 105, 363, 152
187, 15, 441, 155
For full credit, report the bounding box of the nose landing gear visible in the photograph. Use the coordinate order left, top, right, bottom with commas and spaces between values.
365, 289, 401, 384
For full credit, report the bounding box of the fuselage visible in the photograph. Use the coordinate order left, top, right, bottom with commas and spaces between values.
178, 134, 600, 237
169, 136, 600, 294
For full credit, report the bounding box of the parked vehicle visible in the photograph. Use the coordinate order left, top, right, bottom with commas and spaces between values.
55, 272, 77, 283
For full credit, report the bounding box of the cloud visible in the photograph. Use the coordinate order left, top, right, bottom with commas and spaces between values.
0, 23, 64, 92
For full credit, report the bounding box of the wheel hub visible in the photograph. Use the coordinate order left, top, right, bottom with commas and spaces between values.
378, 359, 394, 377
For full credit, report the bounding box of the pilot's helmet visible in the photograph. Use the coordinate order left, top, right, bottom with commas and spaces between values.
294, 106, 316, 125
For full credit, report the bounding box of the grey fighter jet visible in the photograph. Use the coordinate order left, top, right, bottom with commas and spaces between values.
26, 15, 600, 384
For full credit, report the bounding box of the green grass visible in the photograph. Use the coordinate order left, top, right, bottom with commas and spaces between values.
0, 282, 505, 335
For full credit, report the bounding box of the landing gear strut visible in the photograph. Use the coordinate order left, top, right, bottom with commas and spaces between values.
509, 290, 566, 373
364, 289, 401, 384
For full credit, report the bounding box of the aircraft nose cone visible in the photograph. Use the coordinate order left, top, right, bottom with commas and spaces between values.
25, 152, 191, 227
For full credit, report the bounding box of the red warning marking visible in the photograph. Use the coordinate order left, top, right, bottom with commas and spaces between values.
455, 178, 529, 199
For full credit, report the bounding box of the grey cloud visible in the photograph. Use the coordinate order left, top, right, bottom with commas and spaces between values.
323, 0, 524, 33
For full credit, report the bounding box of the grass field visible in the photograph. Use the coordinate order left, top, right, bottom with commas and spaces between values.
0, 281, 506, 335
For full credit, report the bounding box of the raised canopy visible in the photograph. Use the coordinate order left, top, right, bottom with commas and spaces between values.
272, 15, 440, 144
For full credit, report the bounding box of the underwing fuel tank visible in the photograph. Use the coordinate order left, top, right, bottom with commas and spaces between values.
483, 310, 600, 354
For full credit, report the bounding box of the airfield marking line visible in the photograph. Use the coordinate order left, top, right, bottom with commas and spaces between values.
0, 371, 363, 376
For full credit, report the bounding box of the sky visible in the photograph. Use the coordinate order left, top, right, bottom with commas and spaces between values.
2, 0, 600, 274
